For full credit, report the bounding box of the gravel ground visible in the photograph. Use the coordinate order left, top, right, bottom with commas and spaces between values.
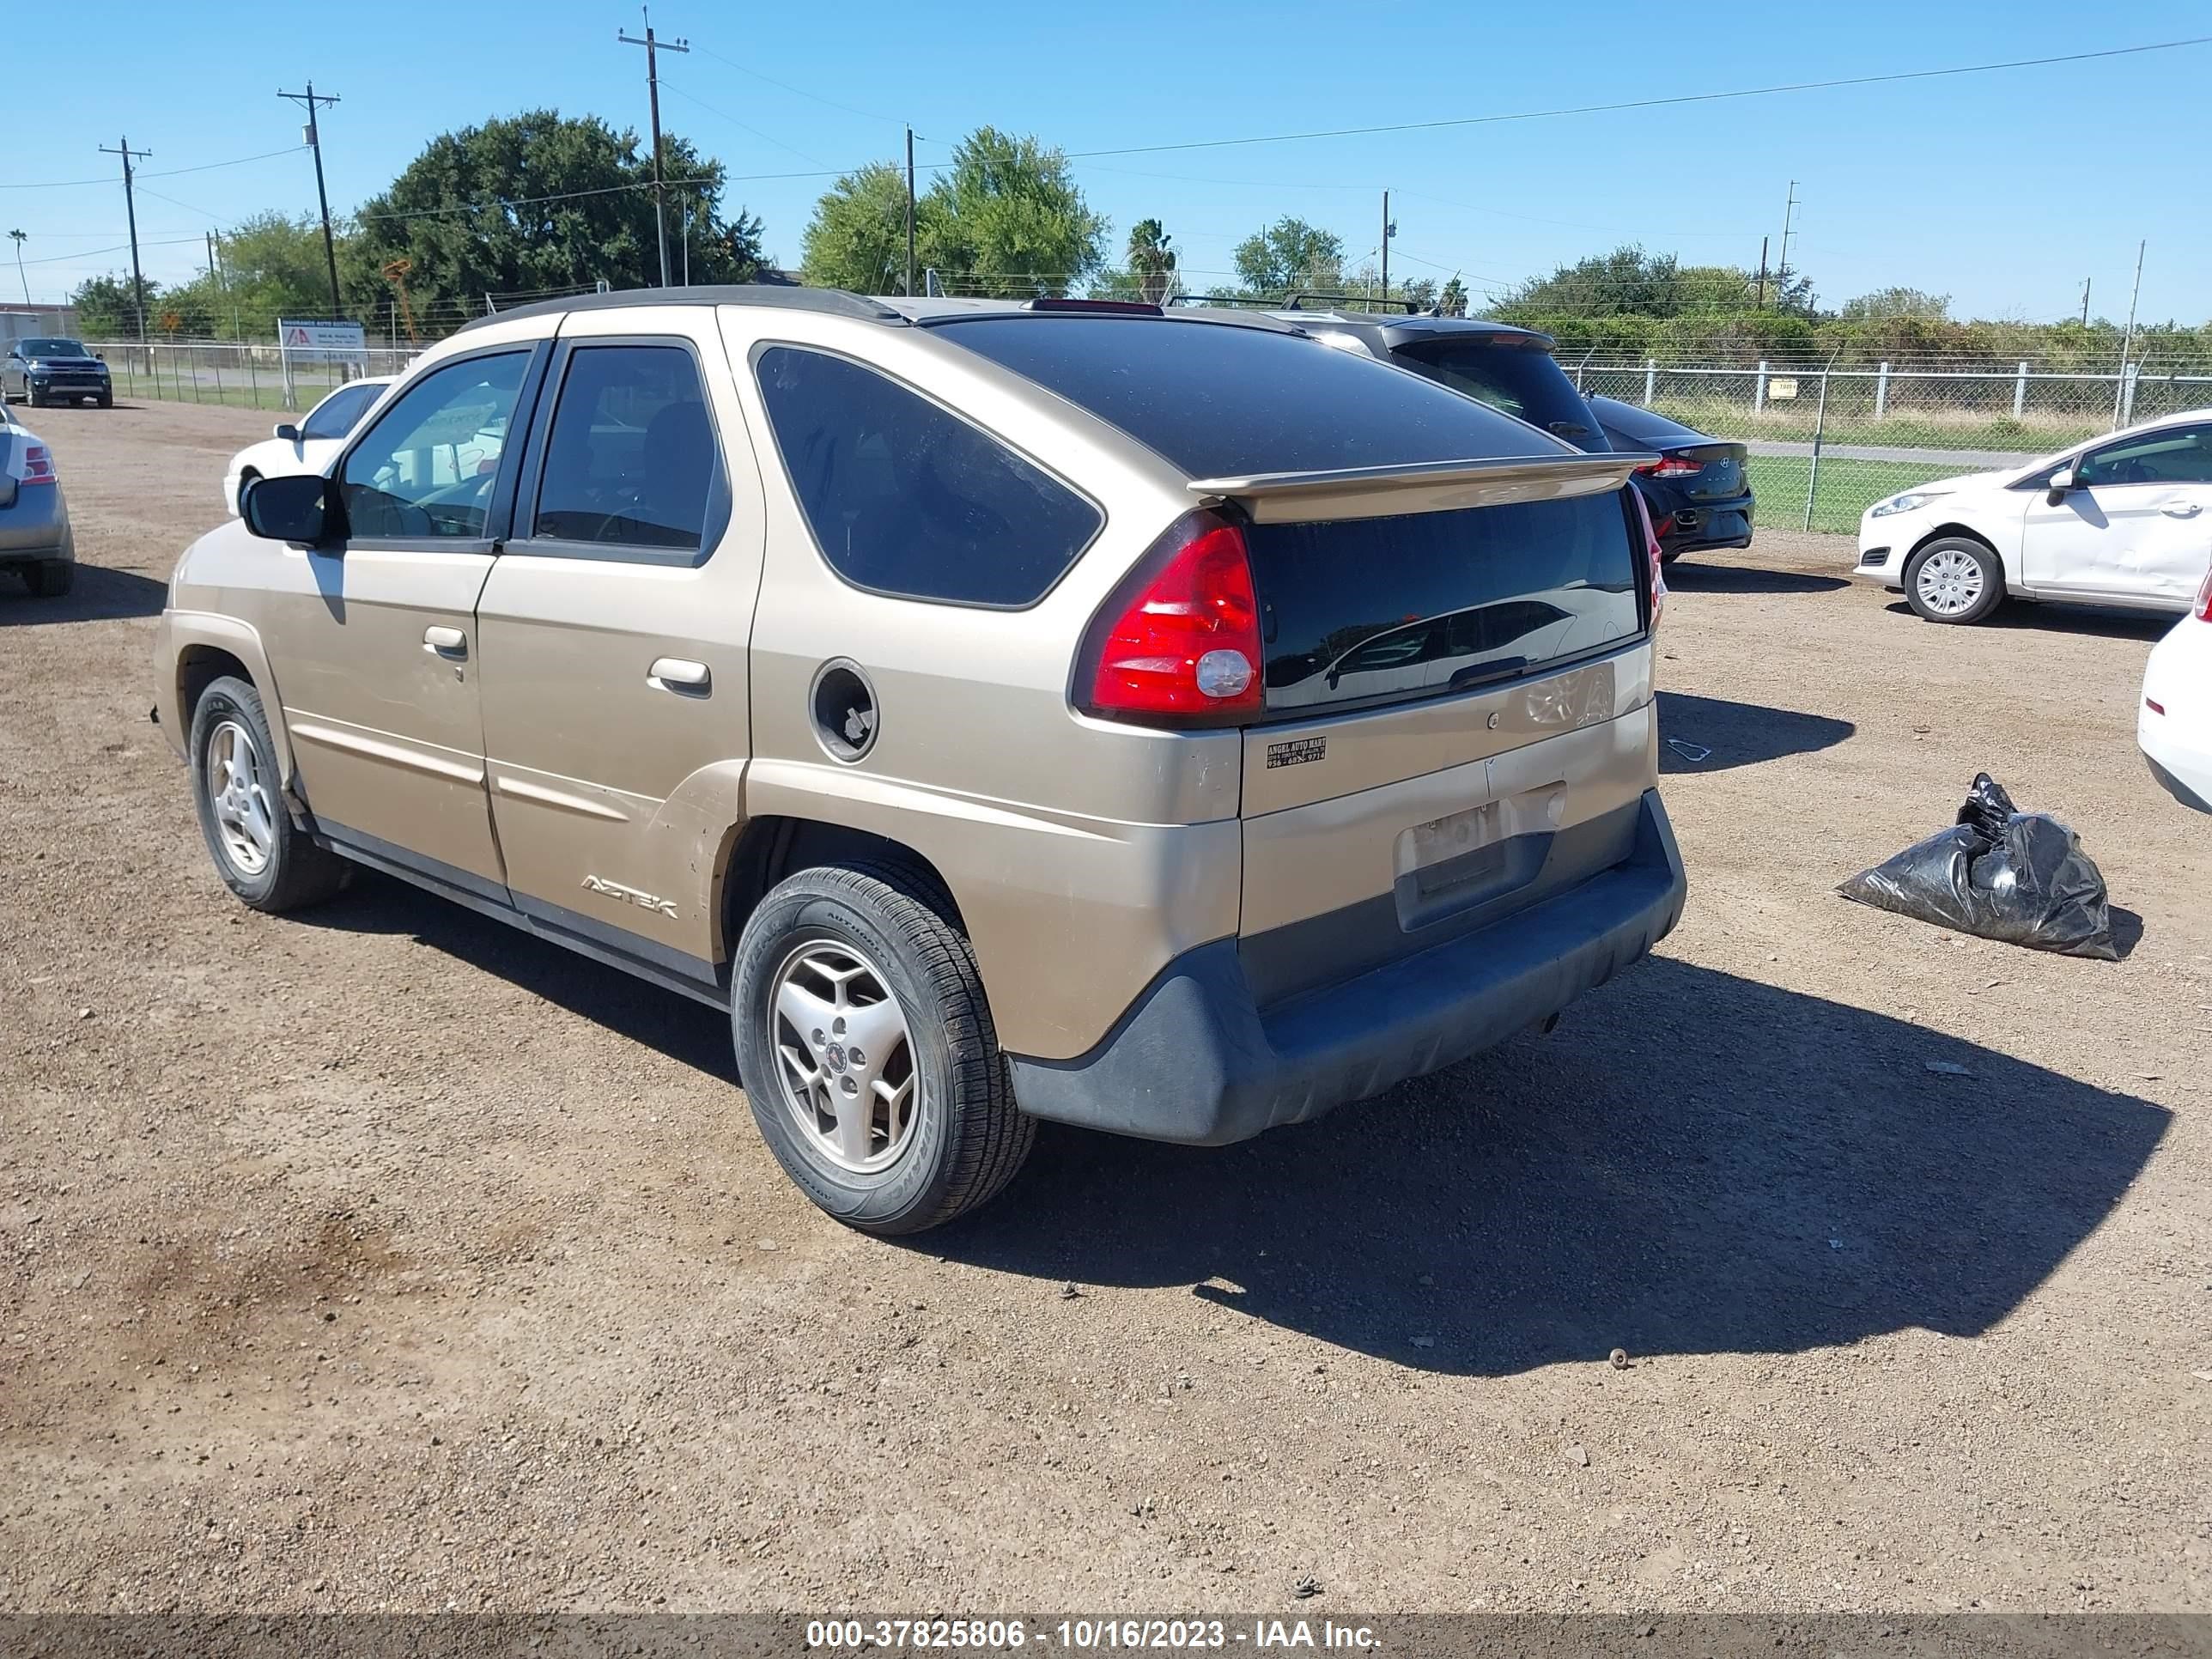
1, 398, 2207, 1615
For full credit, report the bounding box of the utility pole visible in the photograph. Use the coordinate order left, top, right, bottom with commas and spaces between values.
1755, 235, 1769, 307
7, 229, 27, 308
1776, 181, 1797, 299
904, 126, 916, 298
98, 137, 152, 342
279, 84, 344, 317
2112, 240, 2146, 427
1380, 190, 1394, 302
2078, 277, 2092, 326
617, 8, 689, 288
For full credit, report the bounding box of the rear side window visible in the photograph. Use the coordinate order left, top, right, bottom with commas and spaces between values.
933, 315, 1561, 478
1389, 338, 1606, 449
533, 344, 720, 552
1249, 492, 1643, 713
755, 346, 1101, 606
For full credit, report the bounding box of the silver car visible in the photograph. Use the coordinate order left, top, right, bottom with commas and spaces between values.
0, 401, 73, 597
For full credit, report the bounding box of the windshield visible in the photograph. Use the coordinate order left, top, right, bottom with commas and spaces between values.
21, 339, 92, 358
1389, 338, 1606, 451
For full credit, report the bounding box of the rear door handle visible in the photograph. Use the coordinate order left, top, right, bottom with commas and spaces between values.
647, 657, 711, 695
422, 625, 468, 659
2160, 502, 2203, 518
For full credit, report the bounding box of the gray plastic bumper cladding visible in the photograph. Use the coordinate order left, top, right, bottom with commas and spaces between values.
1007, 787, 1688, 1146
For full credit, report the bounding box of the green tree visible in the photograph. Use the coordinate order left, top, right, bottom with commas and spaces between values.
1838, 286, 1951, 322
70, 273, 155, 338
1125, 218, 1176, 304
343, 112, 764, 329
801, 161, 924, 293
1438, 275, 1468, 318
799, 129, 1105, 298
1226, 217, 1344, 300
921, 128, 1106, 297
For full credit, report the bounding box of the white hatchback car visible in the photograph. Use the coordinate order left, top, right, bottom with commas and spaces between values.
2140, 568, 2212, 814
222, 377, 392, 516
1856, 407, 2212, 624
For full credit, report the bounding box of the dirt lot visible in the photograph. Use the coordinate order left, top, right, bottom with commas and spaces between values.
2, 398, 2207, 1615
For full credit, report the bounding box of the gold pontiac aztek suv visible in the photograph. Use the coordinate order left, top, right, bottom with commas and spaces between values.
155, 286, 1686, 1234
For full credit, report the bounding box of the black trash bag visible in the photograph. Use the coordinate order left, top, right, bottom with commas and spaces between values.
1838, 772, 2118, 959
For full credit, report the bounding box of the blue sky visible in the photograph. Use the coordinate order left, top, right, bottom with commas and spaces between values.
8, 1, 2209, 326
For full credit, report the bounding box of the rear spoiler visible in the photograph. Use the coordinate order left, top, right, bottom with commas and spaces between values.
1188, 452, 1654, 525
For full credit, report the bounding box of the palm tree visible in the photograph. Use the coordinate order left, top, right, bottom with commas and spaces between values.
1127, 219, 1176, 306
7, 230, 27, 308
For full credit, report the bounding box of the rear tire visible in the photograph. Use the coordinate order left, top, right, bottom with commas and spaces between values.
187, 675, 350, 913
1903, 536, 2004, 624
731, 862, 1034, 1236
23, 560, 72, 598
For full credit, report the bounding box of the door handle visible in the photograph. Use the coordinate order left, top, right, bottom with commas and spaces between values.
647, 657, 711, 695
2160, 502, 2203, 518
422, 626, 468, 659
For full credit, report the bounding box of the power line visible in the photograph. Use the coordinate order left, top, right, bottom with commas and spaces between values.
0, 143, 310, 192
1060, 36, 2212, 161
688, 42, 915, 131
657, 76, 836, 170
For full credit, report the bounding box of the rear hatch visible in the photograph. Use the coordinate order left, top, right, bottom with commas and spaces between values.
1220, 466, 1656, 1005
927, 311, 1661, 1003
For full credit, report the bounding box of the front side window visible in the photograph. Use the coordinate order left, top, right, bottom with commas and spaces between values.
301, 381, 382, 441
339, 352, 527, 540
2076, 424, 2212, 488
755, 346, 1101, 606
533, 344, 720, 552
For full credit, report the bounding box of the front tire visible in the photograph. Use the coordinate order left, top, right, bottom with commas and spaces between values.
731, 863, 1034, 1236
1903, 536, 2004, 624
187, 675, 349, 913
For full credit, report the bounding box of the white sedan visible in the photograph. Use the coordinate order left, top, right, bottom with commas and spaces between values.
1856, 407, 2212, 623
2141, 568, 2212, 814
222, 377, 391, 516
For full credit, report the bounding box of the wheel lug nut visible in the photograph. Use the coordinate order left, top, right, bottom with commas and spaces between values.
832, 1017, 846, 1036
840, 1077, 859, 1096
848, 1048, 864, 1066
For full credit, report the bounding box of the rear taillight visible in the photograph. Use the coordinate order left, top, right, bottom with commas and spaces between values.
1638, 454, 1705, 478
19, 446, 55, 486
2196, 563, 2212, 622
1079, 513, 1264, 725
1632, 489, 1665, 632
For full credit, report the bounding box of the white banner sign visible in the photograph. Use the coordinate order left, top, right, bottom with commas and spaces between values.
276, 319, 367, 362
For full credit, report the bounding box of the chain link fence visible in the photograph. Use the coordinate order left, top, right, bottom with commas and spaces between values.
70, 322, 2211, 538
1568, 355, 2212, 535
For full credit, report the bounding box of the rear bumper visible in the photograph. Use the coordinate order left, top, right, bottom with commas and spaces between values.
1658, 498, 1753, 555
0, 487, 70, 558
1007, 787, 1687, 1146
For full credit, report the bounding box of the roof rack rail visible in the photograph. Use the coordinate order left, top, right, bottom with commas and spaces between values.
1284, 291, 1424, 314
455, 283, 904, 333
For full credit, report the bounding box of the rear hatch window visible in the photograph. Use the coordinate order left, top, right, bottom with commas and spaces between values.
1388, 337, 1605, 450
929, 313, 1572, 477
1250, 492, 1642, 714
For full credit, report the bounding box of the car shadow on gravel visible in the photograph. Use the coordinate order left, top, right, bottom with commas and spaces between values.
0, 562, 167, 624
938, 957, 2169, 1378
1664, 562, 1850, 595
1656, 690, 1854, 773
1881, 599, 2173, 642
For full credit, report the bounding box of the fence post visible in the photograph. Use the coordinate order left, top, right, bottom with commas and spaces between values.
1643, 356, 1656, 408
1874, 361, 1890, 422
2121, 362, 2141, 426
1802, 363, 1834, 532
2013, 360, 2029, 419
1753, 359, 1769, 414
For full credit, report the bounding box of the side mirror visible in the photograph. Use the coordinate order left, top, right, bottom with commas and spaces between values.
242, 473, 337, 547
272, 422, 301, 442
94, 353, 105, 362
2047, 465, 2077, 502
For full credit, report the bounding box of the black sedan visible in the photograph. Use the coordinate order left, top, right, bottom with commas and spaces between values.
1588, 395, 1752, 562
